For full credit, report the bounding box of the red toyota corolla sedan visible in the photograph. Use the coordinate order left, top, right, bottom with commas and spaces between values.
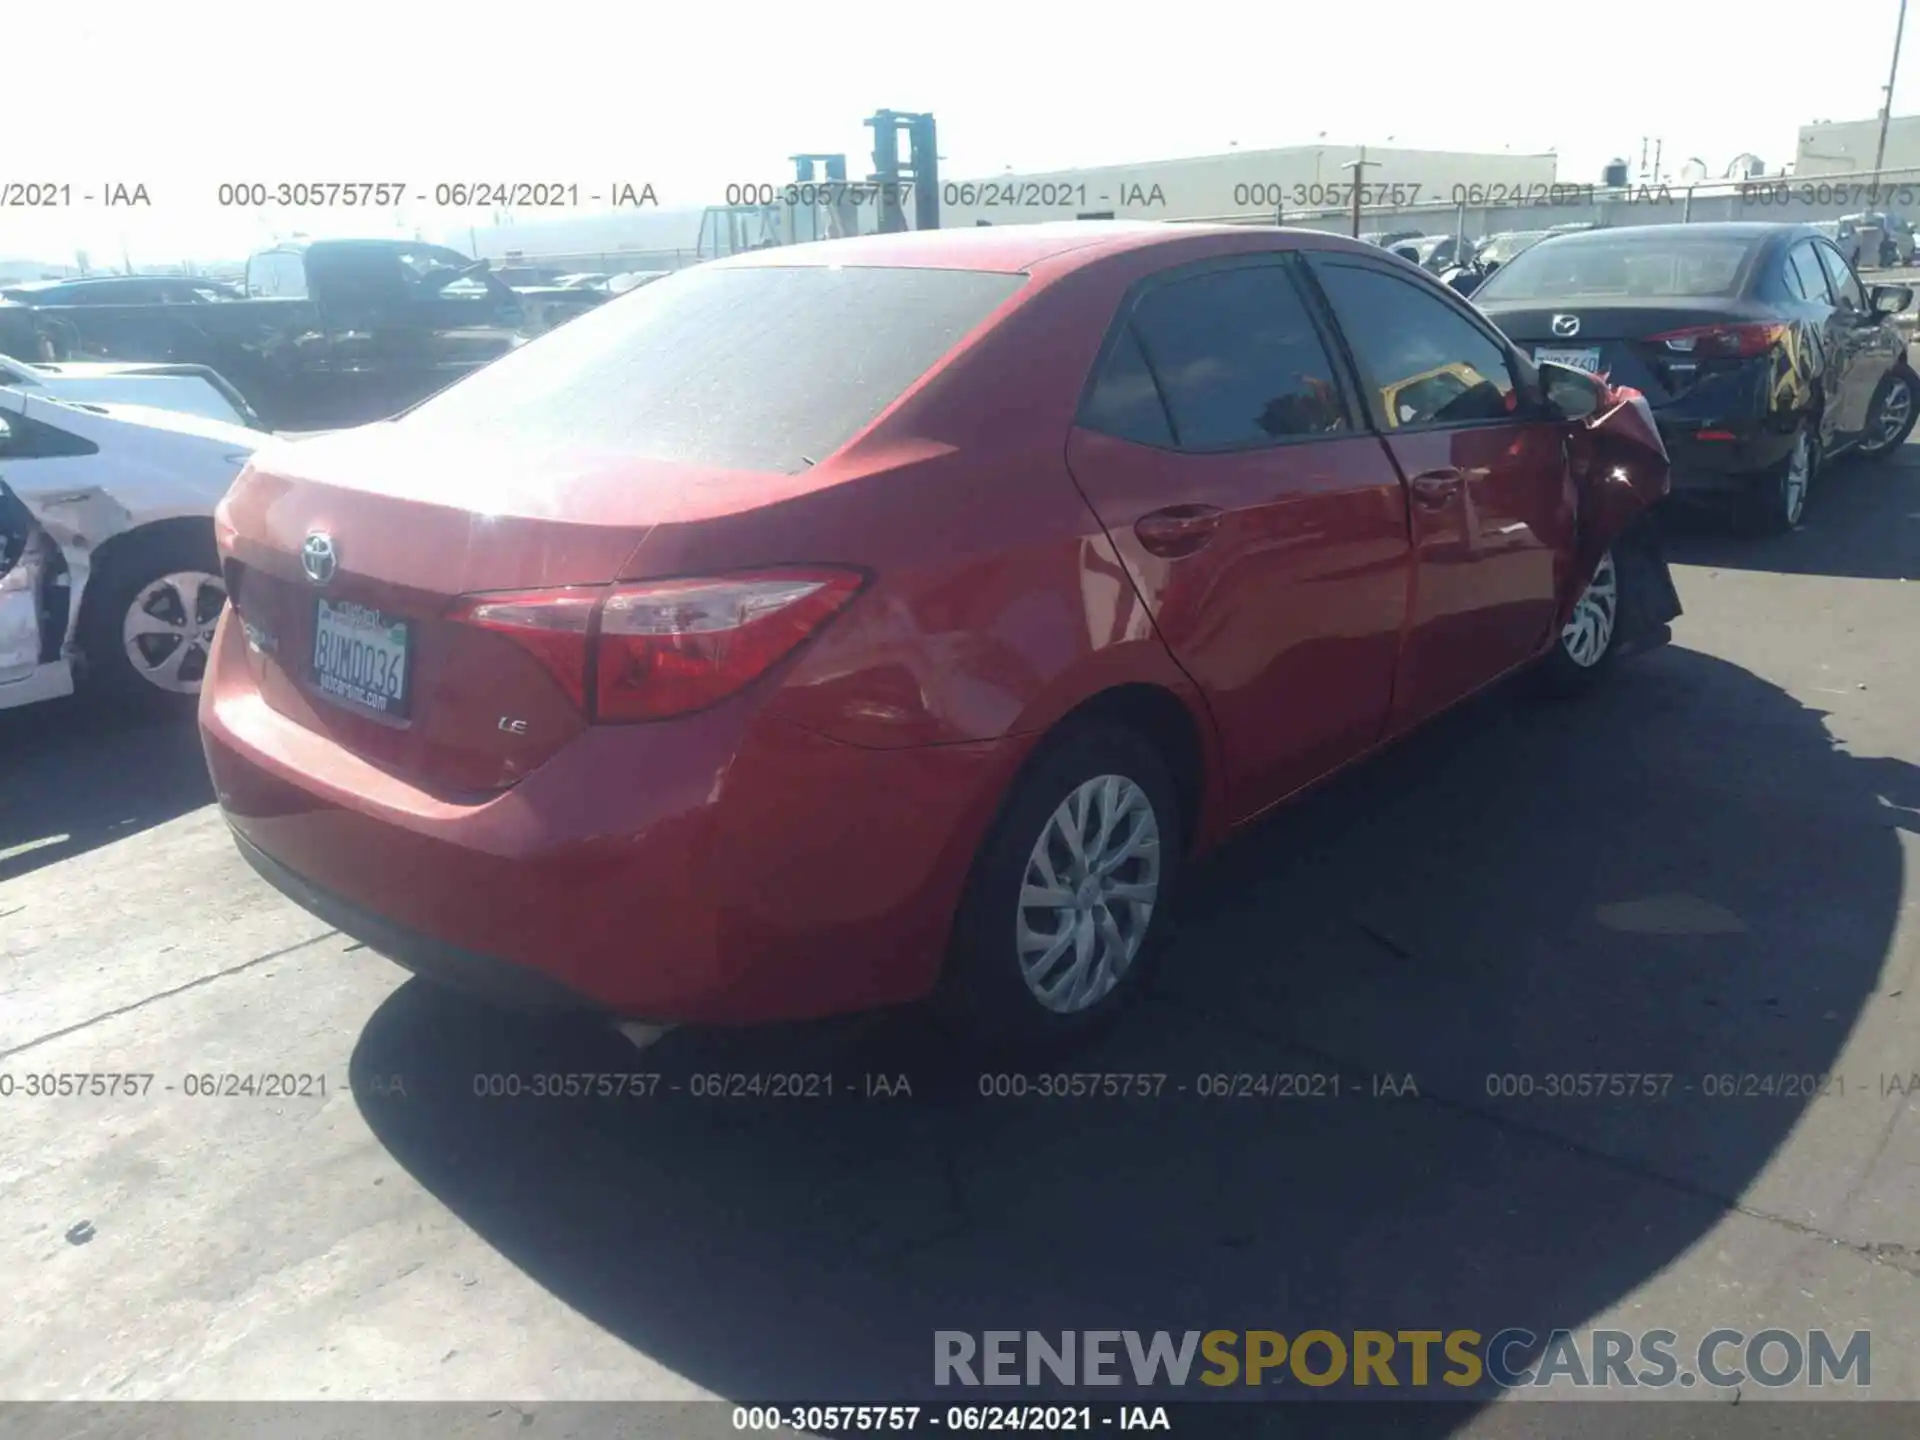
200, 222, 1680, 1047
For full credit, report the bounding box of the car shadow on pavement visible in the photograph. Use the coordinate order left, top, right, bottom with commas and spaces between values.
348, 643, 1913, 1429
0, 697, 210, 885
1659, 446, 1920, 581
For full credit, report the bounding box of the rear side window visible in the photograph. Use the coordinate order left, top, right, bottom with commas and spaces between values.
1786, 243, 1832, 303
1079, 325, 1174, 446
1120, 264, 1348, 451
399, 265, 1025, 474
1310, 260, 1516, 429
1814, 242, 1867, 310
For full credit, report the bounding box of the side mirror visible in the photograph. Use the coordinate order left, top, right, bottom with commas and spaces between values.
1537, 362, 1603, 421
1871, 284, 1912, 317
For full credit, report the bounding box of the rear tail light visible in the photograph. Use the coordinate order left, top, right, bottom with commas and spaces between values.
450, 568, 864, 723
453, 588, 600, 710
1647, 322, 1787, 359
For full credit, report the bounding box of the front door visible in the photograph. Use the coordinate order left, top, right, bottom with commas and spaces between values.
1812, 239, 1902, 439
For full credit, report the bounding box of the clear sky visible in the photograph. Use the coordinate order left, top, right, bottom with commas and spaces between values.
6, 0, 1915, 267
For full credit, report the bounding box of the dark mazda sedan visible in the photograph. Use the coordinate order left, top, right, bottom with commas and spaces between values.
1474, 222, 1917, 533
202, 222, 1678, 1050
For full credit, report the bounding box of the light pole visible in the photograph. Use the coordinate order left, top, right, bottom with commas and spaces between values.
1872, 0, 1910, 198
1345, 147, 1372, 239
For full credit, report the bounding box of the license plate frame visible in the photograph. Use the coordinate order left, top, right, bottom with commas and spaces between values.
1534, 345, 1604, 374
310, 597, 412, 720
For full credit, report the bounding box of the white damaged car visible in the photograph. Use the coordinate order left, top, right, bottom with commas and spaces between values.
0, 386, 261, 712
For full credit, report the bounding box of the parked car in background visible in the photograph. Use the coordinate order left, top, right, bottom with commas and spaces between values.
1, 276, 247, 306
0, 388, 260, 711
3, 240, 528, 430
1836, 212, 1915, 267
1405, 234, 1478, 273
1476, 230, 1553, 268
202, 222, 1678, 1051
493, 266, 565, 289
554, 273, 612, 291
1474, 222, 1916, 533
0, 353, 264, 428
1359, 229, 1424, 250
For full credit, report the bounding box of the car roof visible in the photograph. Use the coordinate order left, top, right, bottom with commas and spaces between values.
1545, 221, 1806, 242
710, 221, 1265, 274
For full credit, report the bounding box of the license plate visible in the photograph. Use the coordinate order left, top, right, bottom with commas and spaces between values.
311, 598, 411, 718
1535, 346, 1604, 374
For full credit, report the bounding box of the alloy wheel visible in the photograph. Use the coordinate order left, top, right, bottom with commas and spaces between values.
1560, 550, 1618, 669
1015, 774, 1162, 1014
1869, 375, 1914, 452
122, 569, 226, 694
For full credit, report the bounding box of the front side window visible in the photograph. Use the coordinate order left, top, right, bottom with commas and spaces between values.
1309, 260, 1516, 429
1123, 264, 1348, 451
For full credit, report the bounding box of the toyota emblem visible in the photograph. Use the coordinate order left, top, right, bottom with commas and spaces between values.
301, 531, 338, 585
1551, 314, 1581, 338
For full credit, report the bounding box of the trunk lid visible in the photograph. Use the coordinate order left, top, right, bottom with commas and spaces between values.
1486, 301, 1782, 406
219, 426, 814, 795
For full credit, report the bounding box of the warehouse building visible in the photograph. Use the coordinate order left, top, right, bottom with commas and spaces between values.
1795, 114, 1920, 176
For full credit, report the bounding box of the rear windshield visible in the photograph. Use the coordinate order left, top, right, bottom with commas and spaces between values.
1473, 234, 1755, 303
397, 264, 1027, 473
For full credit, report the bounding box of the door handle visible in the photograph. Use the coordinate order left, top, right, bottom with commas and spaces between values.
1409, 469, 1464, 507
1134, 504, 1224, 557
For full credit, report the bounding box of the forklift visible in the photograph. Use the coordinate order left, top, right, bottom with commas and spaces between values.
695, 109, 941, 259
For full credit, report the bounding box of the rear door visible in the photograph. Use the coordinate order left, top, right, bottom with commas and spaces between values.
1063, 255, 1412, 822
1811, 239, 1902, 437
1304, 253, 1572, 729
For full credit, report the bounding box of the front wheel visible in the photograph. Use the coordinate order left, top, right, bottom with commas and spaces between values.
938, 724, 1182, 1051
1532, 549, 1619, 696
1853, 368, 1918, 460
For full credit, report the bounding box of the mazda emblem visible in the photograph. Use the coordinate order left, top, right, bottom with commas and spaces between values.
301, 531, 338, 585
1551, 314, 1581, 338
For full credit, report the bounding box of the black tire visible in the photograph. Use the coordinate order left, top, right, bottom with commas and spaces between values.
1530, 548, 1622, 697
937, 723, 1183, 1052
77, 526, 226, 713
1853, 367, 1919, 460
1733, 424, 1816, 536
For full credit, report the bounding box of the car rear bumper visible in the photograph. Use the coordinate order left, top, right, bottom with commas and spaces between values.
1656, 419, 1798, 497
200, 616, 1024, 1025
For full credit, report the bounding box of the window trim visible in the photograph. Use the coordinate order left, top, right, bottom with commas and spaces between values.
1072, 251, 1362, 455
1299, 250, 1530, 438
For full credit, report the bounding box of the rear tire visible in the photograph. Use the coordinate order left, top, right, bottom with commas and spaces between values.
1733, 425, 1814, 536
1853, 368, 1919, 460
937, 723, 1182, 1052
77, 527, 226, 713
